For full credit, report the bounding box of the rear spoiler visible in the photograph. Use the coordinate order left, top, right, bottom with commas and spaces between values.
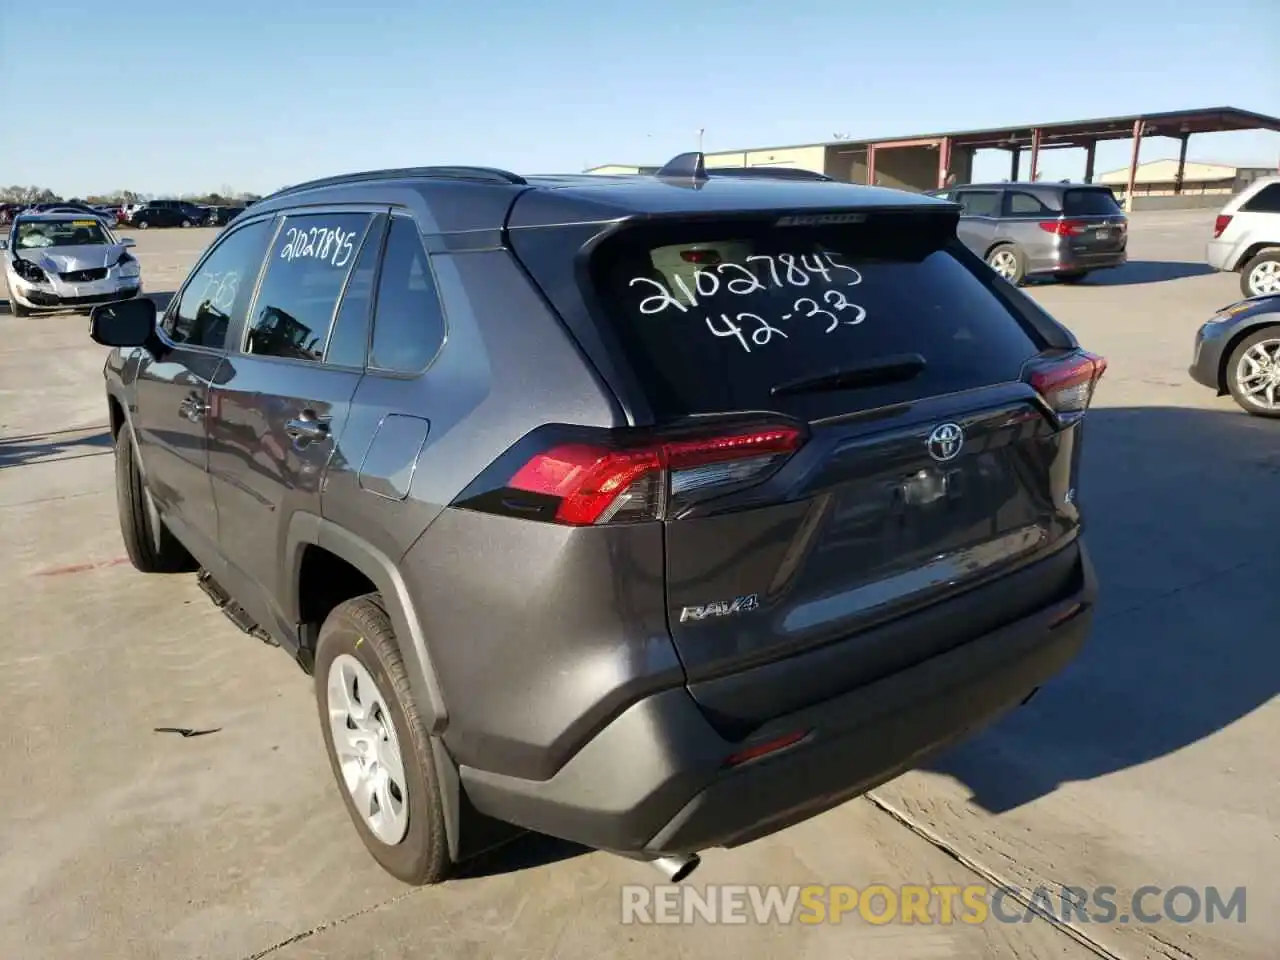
655, 151, 834, 183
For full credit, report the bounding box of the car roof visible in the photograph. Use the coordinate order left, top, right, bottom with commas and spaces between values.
952, 181, 1111, 193
248, 158, 956, 234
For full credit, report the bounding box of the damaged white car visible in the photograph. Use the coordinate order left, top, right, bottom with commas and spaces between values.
2, 213, 143, 317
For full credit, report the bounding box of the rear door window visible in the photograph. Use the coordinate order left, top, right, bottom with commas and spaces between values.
956, 191, 1001, 217
244, 211, 372, 362
1242, 183, 1280, 213
1062, 188, 1123, 216
588, 215, 1043, 421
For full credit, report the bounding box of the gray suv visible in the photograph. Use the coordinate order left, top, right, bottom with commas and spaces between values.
930, 181, 1128, 285
88, 154, 1103, 886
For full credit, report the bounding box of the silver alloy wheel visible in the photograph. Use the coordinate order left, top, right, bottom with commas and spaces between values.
1234, 338, 1280, 411
1246, 260, 1280, 296
327, 653, 410, 845
988, 248, 1018, 280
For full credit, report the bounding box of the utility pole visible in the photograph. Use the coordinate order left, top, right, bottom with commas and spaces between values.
697, 128, 705, 153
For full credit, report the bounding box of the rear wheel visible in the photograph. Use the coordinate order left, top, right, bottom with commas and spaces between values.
986, 244, 1026, 285
135, 219, 149, 229
180, 219, 192, 228
1225, 326, 1280, 418
1055, 270, 1089, 284
114, 422, 195, 572
1240, 250, 1280, 298
314, 594, 451, 885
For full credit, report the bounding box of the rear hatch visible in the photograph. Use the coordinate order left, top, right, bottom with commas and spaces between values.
1056, 186, 1127, 253
505, 198, 1104, 731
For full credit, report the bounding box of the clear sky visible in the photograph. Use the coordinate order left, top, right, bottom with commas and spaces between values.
1, 0, 1276, 198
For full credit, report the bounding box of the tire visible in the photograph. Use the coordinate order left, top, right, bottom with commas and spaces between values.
135, 219, 149, 229
114, 422, 195, 572
1240, 250, 1280, 298
1055, 270, 1089, 284
10, 297, 31, 318
314, 594, 451, 885
986, 244, 1026, 285
180, 219, 192, 228
1224, 325, 1280, 418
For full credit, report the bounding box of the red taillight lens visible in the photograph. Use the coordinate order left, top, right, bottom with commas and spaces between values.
679, 249, 721, 264
1213, 214, 1233, 239
1026, 351, 1108, 418
1039, 220, 1088, 236
507, 426, 804, 525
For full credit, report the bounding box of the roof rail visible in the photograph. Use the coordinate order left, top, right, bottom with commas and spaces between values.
654, 151, 832, 183
263, 165, 528, 200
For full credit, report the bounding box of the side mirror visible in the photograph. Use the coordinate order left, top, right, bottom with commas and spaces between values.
90, 297, 156, 347
119, 237, 137, 248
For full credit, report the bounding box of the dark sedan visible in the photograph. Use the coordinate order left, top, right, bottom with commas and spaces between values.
1189, 294, 1280, 417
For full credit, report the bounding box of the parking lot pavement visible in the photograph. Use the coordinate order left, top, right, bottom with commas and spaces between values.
2, 213, 1276, 960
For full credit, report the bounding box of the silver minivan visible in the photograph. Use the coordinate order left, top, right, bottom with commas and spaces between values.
929, 182, 1128, 285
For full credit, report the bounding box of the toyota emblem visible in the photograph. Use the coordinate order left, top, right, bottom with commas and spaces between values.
926, 423, 964, 462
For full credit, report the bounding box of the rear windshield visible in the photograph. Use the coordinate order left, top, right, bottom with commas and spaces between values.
1062, 189, 1123, 216
587, 214, 1043, 420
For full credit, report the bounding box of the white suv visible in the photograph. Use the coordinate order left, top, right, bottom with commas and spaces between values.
1207, 175, 1280, 298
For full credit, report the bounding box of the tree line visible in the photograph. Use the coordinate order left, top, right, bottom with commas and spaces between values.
0, 185, 262, 206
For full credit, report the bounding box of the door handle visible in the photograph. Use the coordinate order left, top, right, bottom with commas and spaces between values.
285, 414, 331, 443
180, 397, 208, 421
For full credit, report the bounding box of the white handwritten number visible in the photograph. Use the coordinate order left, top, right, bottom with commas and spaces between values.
822, 289, 867, 326
800, 253, 831, 282
743, 312, 789, 346
717, 262, 765, 295
777, 253, 809, 286
280, 226, 358, 268
823, 252, 863, 286
793, 297, 840, 333
630, 276, 688, 314
745, 255, 782, 288
706, 313, 751, 352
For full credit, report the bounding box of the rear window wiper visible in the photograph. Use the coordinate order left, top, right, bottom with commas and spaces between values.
770, 353, 926, 398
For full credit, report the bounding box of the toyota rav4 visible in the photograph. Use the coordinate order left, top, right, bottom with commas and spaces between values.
88, 153, 1103, 885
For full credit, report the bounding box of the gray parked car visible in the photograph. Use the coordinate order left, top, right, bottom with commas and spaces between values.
87, 155, 1103, 886
928, 181, 1128, 285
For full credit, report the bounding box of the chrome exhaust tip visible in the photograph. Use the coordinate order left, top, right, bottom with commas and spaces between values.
649, 853, 701, 883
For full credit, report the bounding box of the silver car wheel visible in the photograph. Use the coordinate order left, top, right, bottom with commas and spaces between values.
988, 248, 1018, 280
1246, 260, 1280, 296
1234, 338, 1280, 411
327, 653, 410, 845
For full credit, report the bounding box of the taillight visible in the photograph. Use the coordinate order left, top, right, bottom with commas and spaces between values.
483, 425, 805, 526
679, 249, 721, 264
1039, 220, 1088, 236
1213, 214, 1233, 238
1025, 351, 1108, 420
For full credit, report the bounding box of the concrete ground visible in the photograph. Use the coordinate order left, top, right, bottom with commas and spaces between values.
1, 214, 1276, 960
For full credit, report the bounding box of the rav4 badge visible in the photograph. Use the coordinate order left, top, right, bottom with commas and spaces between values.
679, 594, 760, 623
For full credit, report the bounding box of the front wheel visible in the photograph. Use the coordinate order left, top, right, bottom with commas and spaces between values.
180, 219, 192, 228
114, 423, 195, 571
986, 244, 1026, 285
1240, 251, 1280, 298
135, 219, 149, 229
315, 594, 451, 885
1225, 326, 1280, 418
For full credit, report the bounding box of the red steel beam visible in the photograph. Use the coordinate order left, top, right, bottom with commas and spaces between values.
937, 137, 952, 188
1029, 128, 1042, 181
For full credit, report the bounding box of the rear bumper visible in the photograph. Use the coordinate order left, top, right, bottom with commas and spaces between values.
461, 540, 1097, 856
1205, 238, 1239, 272
1029, 249, 1126, 275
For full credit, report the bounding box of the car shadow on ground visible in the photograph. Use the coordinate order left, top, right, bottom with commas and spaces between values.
0, 428, 113, 469
924, 404, 1280, 813
1032, 260, 1218, 286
